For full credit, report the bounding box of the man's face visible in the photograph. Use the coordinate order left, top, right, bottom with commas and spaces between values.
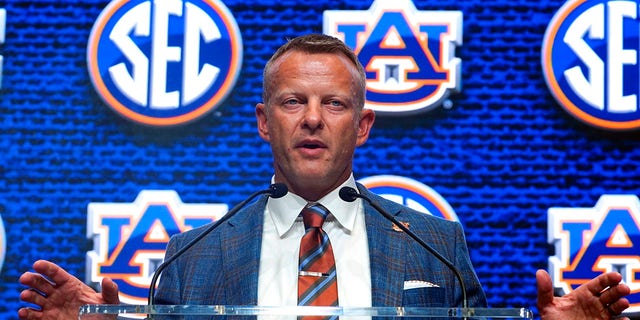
256, 51, 374, 201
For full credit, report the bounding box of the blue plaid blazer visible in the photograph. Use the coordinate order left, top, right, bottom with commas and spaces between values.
155, 184, 487, 308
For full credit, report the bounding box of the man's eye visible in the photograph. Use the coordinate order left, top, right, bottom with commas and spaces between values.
328, 100, 345, 108
284, 99, 299, 105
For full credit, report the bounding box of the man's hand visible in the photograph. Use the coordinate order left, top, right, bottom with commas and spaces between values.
537, 269, 630, 320
18, 260, 120, 320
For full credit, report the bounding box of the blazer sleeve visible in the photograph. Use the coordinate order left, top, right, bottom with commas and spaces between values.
154, 233, 183, 305
153, 224, 228, 305
452, 221, 488, 308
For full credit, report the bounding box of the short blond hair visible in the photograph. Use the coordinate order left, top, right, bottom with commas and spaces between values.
262, 34, 366, 109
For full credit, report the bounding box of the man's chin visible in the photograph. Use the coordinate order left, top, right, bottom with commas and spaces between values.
290, 172, 333, 191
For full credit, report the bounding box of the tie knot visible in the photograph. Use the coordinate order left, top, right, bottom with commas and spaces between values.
302, 203, 329, 229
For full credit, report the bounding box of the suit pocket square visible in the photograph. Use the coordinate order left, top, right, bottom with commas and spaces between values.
403, 280, 440, 290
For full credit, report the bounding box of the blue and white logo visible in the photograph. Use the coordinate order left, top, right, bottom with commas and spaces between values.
86, 190, 227, 304
548, 195, 640, 312
359, 175, 459, 221
324, 0, 462, 115
87, 0, 243, 126
542, 0, 640, 130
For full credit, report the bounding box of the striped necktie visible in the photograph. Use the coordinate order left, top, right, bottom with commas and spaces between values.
297, 202, 339, 312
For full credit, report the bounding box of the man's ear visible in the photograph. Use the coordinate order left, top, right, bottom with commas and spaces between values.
356, 108, 375, 147
255, 103, 271, 142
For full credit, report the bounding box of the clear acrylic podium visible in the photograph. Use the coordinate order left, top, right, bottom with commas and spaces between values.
79, 305, 534, 319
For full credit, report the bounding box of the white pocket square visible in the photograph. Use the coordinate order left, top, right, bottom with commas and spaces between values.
403, 280, 440, 290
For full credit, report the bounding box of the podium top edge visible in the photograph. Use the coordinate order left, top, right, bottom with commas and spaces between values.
79, 305, 534, 319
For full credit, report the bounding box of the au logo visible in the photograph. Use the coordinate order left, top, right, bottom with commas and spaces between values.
542, 0, 640, 131
324, 0, 462, 115
86, 190, 228, 304
358, 175, 459, 221
87, 0, 243, 126
548, 195, 640, 312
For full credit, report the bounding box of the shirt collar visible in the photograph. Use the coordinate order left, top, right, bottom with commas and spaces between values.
267, 174, 360, 237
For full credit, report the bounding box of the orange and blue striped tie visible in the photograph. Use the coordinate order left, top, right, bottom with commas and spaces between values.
297, 202, 339, 317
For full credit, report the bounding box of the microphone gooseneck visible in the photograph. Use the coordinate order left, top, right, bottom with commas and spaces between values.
147, 183, 288, 305
339, 186, 468, 310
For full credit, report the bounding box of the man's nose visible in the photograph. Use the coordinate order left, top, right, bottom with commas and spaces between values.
302, 101, 323, 130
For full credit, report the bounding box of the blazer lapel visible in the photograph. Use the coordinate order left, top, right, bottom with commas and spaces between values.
220, 196, 267, 305
216, 188, 408, 306
359, 185, 406, 307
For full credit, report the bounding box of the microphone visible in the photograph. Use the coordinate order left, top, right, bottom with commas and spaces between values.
339, 186, 468, 310
147, 183, 288, 305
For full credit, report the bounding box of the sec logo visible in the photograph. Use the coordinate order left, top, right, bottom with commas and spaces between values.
358, 175, 459, 221
87, 0, 243, 126
542, 0, 640, 130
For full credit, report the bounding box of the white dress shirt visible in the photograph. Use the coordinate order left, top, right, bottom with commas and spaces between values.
257, 175, 372, 307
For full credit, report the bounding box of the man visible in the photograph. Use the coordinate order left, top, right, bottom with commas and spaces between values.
19, 34, 631, 319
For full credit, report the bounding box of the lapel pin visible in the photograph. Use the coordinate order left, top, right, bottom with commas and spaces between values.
392, 222, 410, 232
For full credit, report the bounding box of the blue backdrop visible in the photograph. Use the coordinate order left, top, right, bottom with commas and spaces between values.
1, 0, 638, 319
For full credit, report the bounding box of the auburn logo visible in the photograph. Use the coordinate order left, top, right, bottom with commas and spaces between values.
548, 195, 639, 312
324, 0, 462, 115
86, 190, 227, 304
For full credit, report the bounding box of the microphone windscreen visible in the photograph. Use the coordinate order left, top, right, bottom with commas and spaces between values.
270, 183, 288, 198
339, 186, 358, 202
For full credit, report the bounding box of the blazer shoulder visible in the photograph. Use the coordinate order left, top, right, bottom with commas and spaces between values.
168, 194, 269, 245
